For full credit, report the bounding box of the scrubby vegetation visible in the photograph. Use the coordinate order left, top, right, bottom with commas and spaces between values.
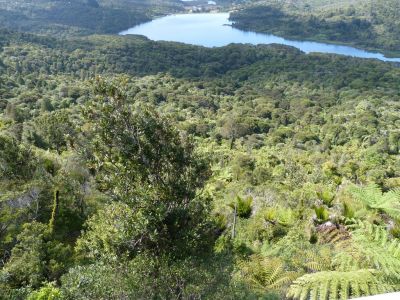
1, 0, 400, 298
230, 0, 400, 56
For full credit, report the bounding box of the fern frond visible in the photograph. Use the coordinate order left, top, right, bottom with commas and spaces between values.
349, 184, 400, 220
379, 188, 400, 219
238, 255, 299, 293
332, 242, 362, 271
287, 269, 393, 300
302, 247, 333, 273
335, 221, 400, 279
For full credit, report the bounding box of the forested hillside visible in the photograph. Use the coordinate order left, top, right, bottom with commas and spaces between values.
1, 22, 400, 298
231, 0, 400, 56
0, 0, 182, 36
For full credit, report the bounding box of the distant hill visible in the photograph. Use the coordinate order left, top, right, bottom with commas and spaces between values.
0, 0, 183, 36
230, 0, 400, 56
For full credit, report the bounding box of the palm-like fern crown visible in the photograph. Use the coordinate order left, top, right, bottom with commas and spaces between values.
238, 255, 299, 292
239, 185, 400, 299
342, 221, 400, 278
287, 221, 400, 299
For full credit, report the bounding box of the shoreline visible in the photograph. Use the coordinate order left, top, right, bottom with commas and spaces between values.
121, 12, 400, 63
230, 23, 400, 59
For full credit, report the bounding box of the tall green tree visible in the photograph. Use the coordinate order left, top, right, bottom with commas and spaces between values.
77, 77, 213, 260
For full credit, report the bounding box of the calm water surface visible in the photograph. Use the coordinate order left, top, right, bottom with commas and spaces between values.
120, 13, 400, 62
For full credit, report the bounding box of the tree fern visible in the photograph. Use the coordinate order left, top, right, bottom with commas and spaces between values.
336, 221, 400, 279
349, 184, 400, 220
229, 196, 253, 218
314, 206, 330, 224
287, 269, 393, 300
292, 246, 333, 273
288, 221, 400, 299
238, 255, 299, 293
264, 206, 296, 227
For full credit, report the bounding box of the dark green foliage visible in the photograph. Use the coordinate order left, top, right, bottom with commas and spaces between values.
0, 135, 37, 181
0, 222, 72, 289
230, 196, 253, 219
61, 254, 247, 299
23, 110, 76, 152
85, 78, 210, 205
78, 78, 213, 259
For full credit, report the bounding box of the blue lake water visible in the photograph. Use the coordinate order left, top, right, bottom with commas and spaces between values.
120, 13, 400, 63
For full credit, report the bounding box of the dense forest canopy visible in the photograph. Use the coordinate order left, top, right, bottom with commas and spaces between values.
0, 0, 184, 36
0, 0, 400, 299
